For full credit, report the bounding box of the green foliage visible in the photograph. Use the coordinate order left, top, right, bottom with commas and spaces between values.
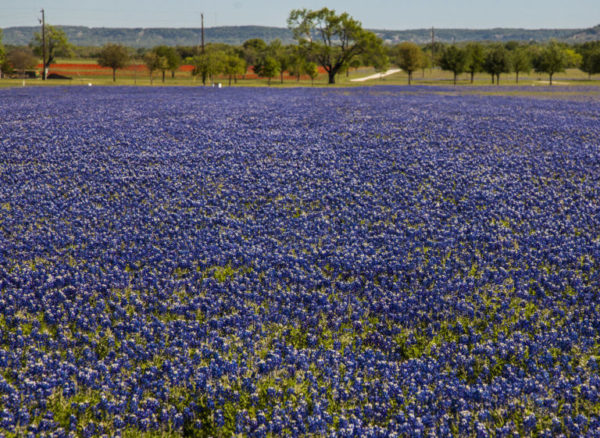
31, 24, 73, 71
533, 41, 569, 85
97, 43, 130, 81
484, 45, 512, 85
465, 42, 485, 83
580, 45, 600, 77
392, 42, 424, 84
511, 47, 532, 83
143, 52, 167, 84
5, 47, 38, 74
0, 29, 5, 68
254, 55, 280, 85
190, 49, 226, 85
242, 38, 267, 68
288, 8, 384, 84
438, 45, 468, 85
304, 61, 319, 85
152, 45, 181, 82
222, 54, 246, 85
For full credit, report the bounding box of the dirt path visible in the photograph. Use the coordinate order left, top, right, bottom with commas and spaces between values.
350, 69, 402, 82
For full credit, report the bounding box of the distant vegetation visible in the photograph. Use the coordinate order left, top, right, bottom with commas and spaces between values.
1, 11, 600, 86
2, 24, 599, 48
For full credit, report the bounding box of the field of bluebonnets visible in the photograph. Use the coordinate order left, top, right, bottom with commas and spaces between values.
0, 85, 600, 437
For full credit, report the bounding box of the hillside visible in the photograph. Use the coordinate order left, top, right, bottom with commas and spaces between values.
2, 25, 595, 47
567, 24, 600, 42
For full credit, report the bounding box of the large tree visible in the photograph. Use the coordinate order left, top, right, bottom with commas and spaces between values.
242, 38, 267, 77
191, 50, 225, 86
5, 48, 38, 75
465, 42, 485, 84
483, 45, 511, 85
438, 45, 468, 85
254, 56, 279, 86
97, 43, 130, 82
222, 54, 246, 86
31, 24, 73, 80
152, 46, 181, 82
533, 42, 568, 86
511, 47, 532, 84
143, 52, 166, 85
580, 46, 600, 79
392, 42, 423, 85
287, 8, 384, 84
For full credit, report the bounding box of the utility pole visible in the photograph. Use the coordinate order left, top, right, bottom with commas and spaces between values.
201, 13, 205, 54
40, 9, 47, 80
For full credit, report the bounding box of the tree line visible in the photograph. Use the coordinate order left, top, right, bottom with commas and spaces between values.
1, 9, 600, 85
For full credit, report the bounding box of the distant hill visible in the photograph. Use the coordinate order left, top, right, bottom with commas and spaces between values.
567, 25, 600, 42
2, 25, 597, 48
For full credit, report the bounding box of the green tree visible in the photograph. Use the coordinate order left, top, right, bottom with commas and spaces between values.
438, 45, 467, 85
483, 45, 511, 85
580, 46, 600, 79
242, 38, 267, 77
533, 42, 568, 85
31, 25, 73, 80
287, 45, 306, 81
266, 39, 291, 84
465, 42, 485, 84
304, 61, 319, 85
97, 43, 130, 82
392, 42, 423, 85
222, 54, 246, 86
0, 30, 5, 77
191, 50, 225, 85
511, 47, 531, 84
152, 46, 181, 82
6, 47, 38, 75
144, 52, 166, 85
254, 56, 279, 85
288, 8, 384, 84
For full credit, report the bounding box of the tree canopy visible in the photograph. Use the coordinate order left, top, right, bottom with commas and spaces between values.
465, 43, 485, 83
31, 25, 73, 79
439, 45, 468, 85
483, 45, 511, 85
392, 42, 423, 85
287, 8, 384, 84
97, 43, 130, 82
533, 42, 568, 85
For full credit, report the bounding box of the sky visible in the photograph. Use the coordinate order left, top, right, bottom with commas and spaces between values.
1, 0, 599, 30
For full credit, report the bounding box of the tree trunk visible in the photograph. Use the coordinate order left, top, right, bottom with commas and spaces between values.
171, 71, 175, 79
280, 71, 284, 84
113, 69, 116, 82
162, 71, 165, 83
408, 71, 412, 85
328, 70, 336, 84
150, 72, 153, 85
470, 71, 474, 84
549, 73, 553, 86
453, 72, 457, 86
496, 74, 500, 85
229, 75, 232, 86
491, 75, 494, 84
268, 77, 271, 86
516, 71, 519, 84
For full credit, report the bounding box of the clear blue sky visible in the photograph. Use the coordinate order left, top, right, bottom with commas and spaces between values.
2, 0, 599, 29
